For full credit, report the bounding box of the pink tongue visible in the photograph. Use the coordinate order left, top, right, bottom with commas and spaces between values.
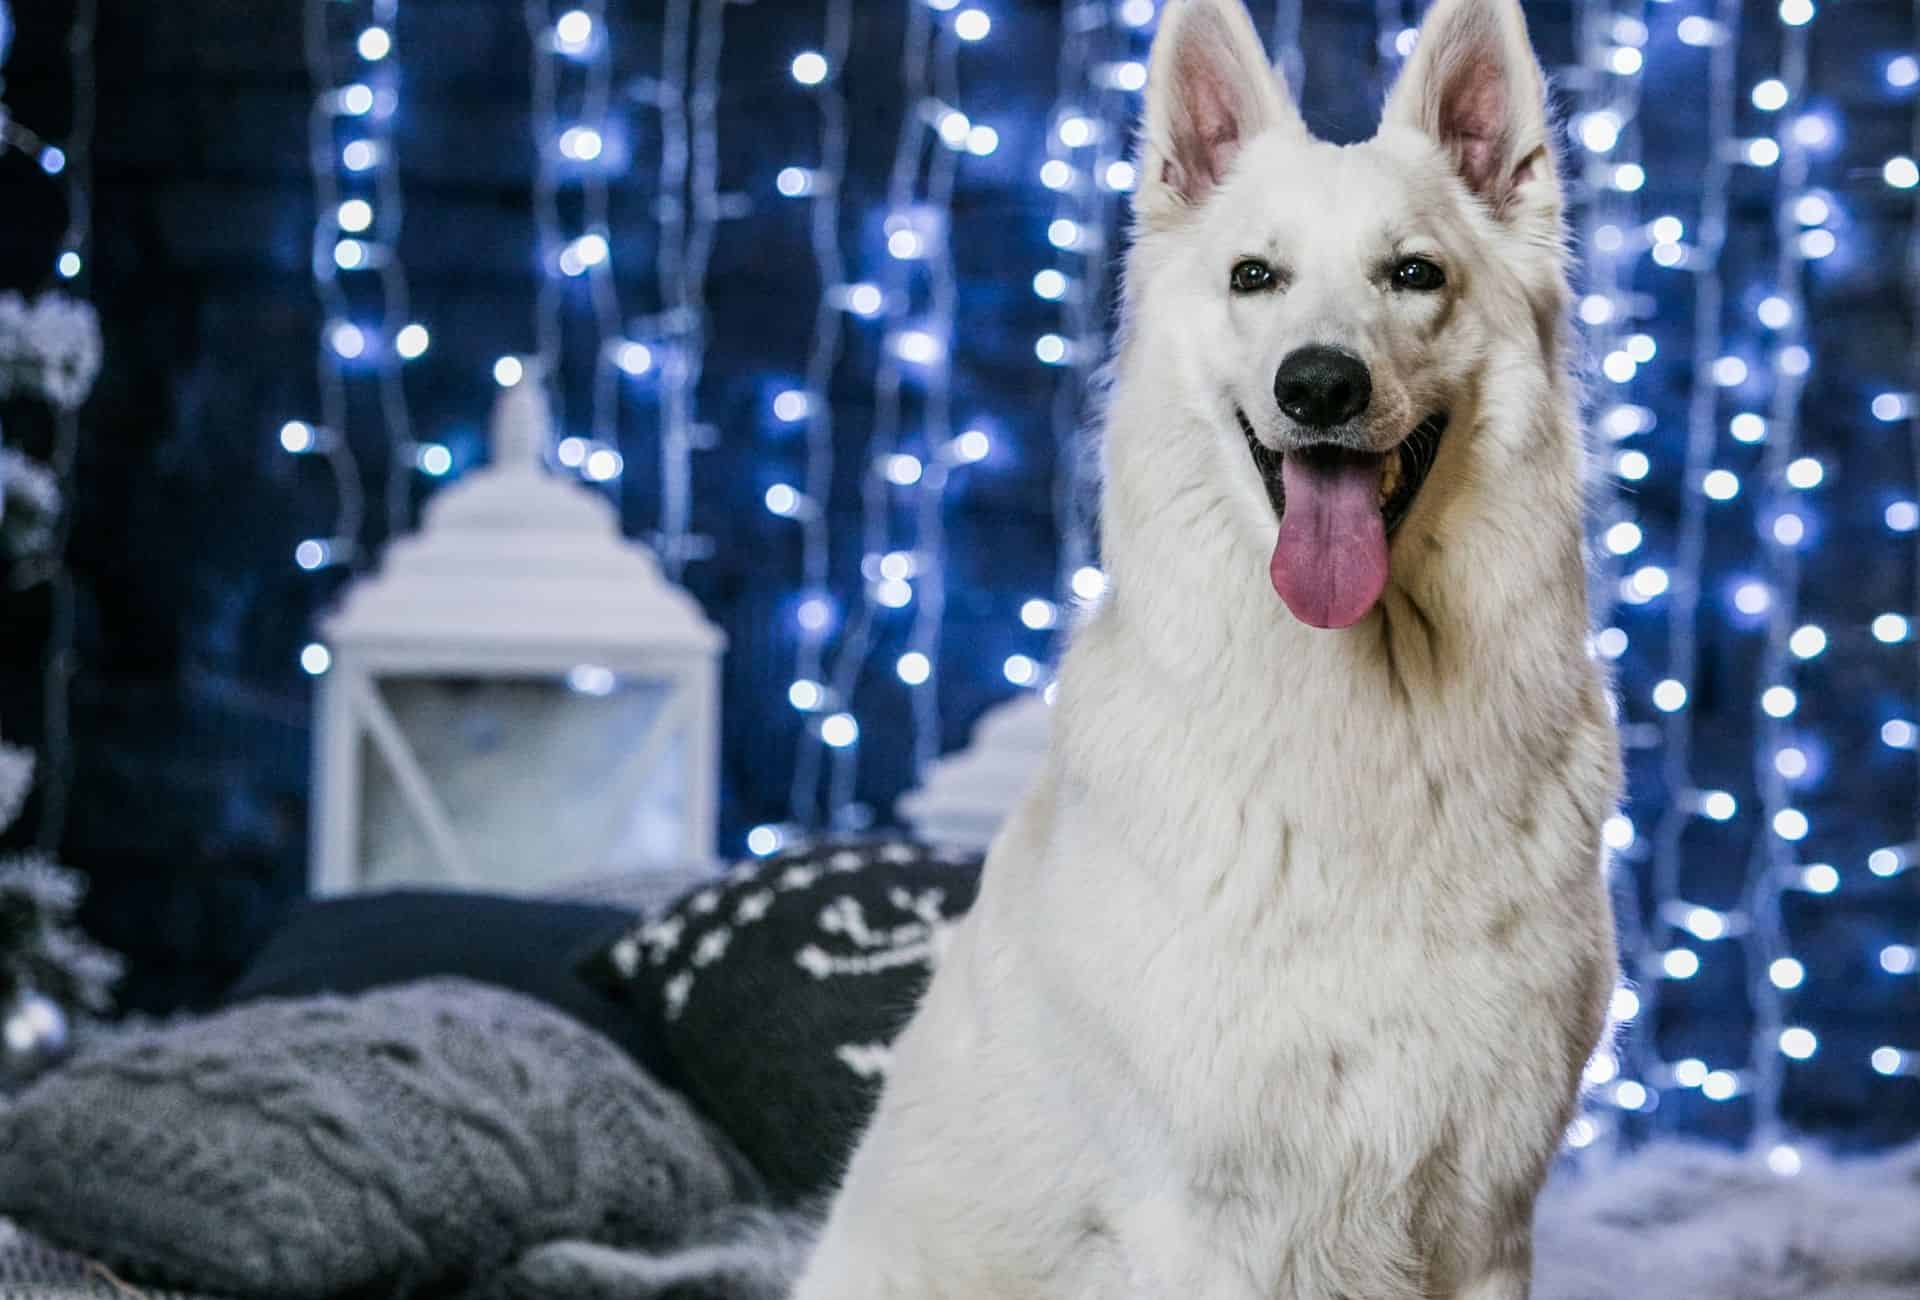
1269, 453, 1389, 629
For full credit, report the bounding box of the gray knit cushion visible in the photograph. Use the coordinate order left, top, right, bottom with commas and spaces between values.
0, 979, 755, 1299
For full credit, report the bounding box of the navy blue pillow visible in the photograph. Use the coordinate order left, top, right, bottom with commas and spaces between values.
222, 890, 669, 1079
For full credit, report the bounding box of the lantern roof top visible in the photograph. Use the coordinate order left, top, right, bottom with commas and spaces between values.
322, 371, 724, 660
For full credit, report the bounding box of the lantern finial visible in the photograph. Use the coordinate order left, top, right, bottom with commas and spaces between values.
490, 362, 551, 469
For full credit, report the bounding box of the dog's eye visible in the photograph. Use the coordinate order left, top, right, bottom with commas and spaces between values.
1229, 259, 1275, 294
1391, 257, 1446, 292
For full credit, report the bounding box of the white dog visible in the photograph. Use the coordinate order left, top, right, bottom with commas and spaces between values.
792, 0, 1619, 1294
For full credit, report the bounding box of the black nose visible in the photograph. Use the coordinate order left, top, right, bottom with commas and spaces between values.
1274, 346, 1372, 429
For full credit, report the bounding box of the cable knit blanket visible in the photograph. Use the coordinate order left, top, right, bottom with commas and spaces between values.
2, 976, 1916, 1298
0, 980, 791, 1300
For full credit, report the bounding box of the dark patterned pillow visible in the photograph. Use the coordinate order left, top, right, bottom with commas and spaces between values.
580, 836, 982, 1202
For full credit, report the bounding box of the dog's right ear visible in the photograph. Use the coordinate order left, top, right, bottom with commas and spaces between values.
1138, 0, 1303, 223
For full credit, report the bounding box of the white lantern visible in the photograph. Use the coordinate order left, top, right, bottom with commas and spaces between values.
310, 375, 725, 895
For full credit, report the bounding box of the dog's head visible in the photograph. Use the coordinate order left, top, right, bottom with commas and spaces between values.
1122, 0, 1567, 630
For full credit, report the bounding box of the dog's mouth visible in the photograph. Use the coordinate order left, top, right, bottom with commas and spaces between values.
1236, 409, 1450, 630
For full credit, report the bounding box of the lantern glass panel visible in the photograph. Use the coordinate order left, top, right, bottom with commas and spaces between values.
358, 672, 687, 891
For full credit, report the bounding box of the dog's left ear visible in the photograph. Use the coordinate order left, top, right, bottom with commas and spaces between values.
1382, 0, 1557, 225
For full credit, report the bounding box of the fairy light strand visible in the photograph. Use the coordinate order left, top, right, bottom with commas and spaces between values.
1042, 5, 1108, 608
1629, 0, 1742, 1134
1742, 5, 1817, 1156
365, 0, 421, 539
526, 0, 567, 425
816, 0, 940, 826
32, 0, 96, 849
902, 25, 966, 781
294, 0, 366, 577
782, 0, 854, 829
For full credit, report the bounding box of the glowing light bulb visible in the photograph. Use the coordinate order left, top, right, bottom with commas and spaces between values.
416, 443, 452, 476
1882, 945, 1918, 975
583, 448, 623, 481
1022, 598, 1058, 630
789, 680, 824, 711
1712, 356, 1749, 386
300, 643, 332, 675
329, 322, 366, 359
790, 50, 829, 85
1770, 957, 1804, 989
1703, 469, 1740, 500
821, 713, 859, 748
897, 652, 932, 686
1035, 334, 1069, 365
1652, 679, 1688, 712
1778, 0, 1814, 25
1604, 521, 1642, 554
554, 9, 593, 53
1615, 450, 1650, 480
1663, 949, 1700, 979
395, 323, 430, 360
1746, 138, 1781, 167
886, 453, 924, 486
357, 26, 392, 60
1772, 513, 1806, 547
1778, 1027, 1817, 1060
493, 356, 524, 387
1757, 296, 1792, 329
1890, 56, 1920, 88
1786, 624, 1825, 660
1033, 269, 1068, 300
1004, 654, 1039, 686
1883, 719, 1918, 749
559, 125, 604, 161
1104, 160, 1138, 190
1673, 1058, 1708, 1088
1611, 163, 1645, 192
1733, 581, 1772, 615
1676, 15, 1718, 44
1774, 809, 1810, 842
1684, 907, 1726, 941
1702, 1071, 1738, 1101
1578, 111, 1620, 152
1603, 815, 1635, 850
1762, 685, 1798, 717
1072, 566, 1107, 600
1751, 78, 1789, 111
1058, 115, 1095, 148
776, 166, 814, 197
953, 429, 991, 463
1040, 159, 1074, 190
1885, 156, 1920, 189
746, 825, 782, 856
1731, 412, 1766, 442
954, 8, 991, 40
280, 421, 317, 454
1874, 613, 1912, 643
338, 198, 373, 232
1889, 501, 1920, 532
1775, 746, 1808, 779
1700, 790, 1737, 821
1610, 988, 1641, 1022
1767, 1145, 1802, 1177
1873, 1047, 1906, 1075
764, 484, 801, 516
965, 125, 999, 156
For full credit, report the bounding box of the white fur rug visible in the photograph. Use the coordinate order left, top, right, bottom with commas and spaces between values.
1533, 1141, 1920, 1299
